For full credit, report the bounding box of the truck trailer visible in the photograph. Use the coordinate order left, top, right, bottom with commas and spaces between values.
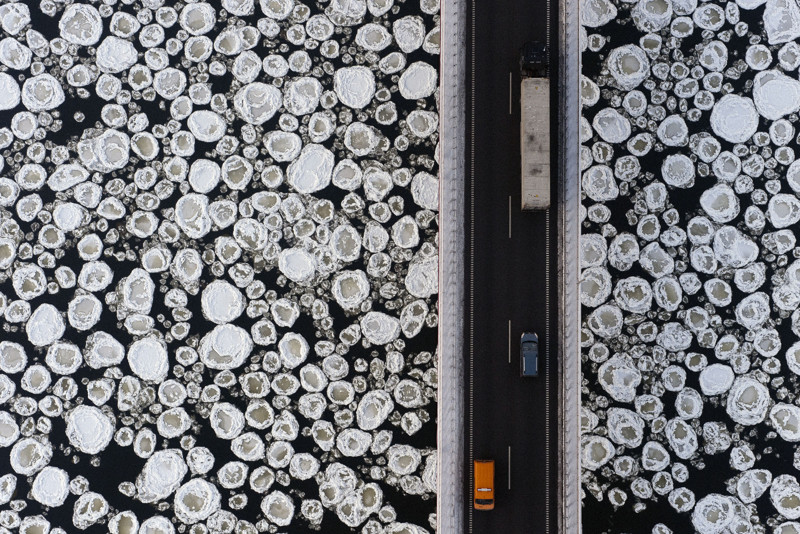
520, 42, 551, 211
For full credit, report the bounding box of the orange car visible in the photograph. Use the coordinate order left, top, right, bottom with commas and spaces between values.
473, 459, 495, 510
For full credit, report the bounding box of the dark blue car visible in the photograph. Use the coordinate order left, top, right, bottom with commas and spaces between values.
520, 332, 539, 377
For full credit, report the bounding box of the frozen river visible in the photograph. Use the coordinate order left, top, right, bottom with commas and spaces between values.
580, 0, 800, 531
0, 0, 440, 533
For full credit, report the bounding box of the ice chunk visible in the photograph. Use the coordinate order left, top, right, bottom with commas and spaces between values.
405, 254, 437, 298
361, 311, 401, 345
21, 74, 65, 112
96, 36, 138, 73
0, 72, 20, 110
639, 242, 674, 278
606, 44, 650, 90
278, 332, 309, 369
581, 0, 618, 26
735, 292, 770, 330
661, 154, 695, 188
31, 466, 69, 507
356, 23, 392, 50
753, 70, 800, 120
665, 418, 698, 459
711, 95, 759, 143
10, 437, 52, 475
581, 436, 614, 470
735, 469, 772, 504
278, 247, 317, 284
66, 405, 114, 454
174, 478, 221, 524
713, 226, 758, 268
27, 303, 65, 347
727, 376, 770, 425
73, 492, 108, 529
201, 280, 244, 324
700, 184, 739, 223
608, 233, 638, 271
582, 165, 619, 202
699, 364, 734, 395
772, 403, 800, 441
597, 355, 641, 402
357, 390, 394, 430
334, 66, 376, 109
287, 144, 334, 194
592, 108, 631, 143
283, 76, 322, 115
772, 475, 800, 519
234, 82, 282, 125
137, 450, 188, 503
656, 115, 689, 146
261, 491, 295, 527
332, 270, 370, 311
188, 110, 226, 143
127, 337, 169, 383
411, 172, 439, 210
632, 0, 673, 31
768, 193, 800, 228
692, 494, 734, 533
613, 277, 652, 313
765, 0, 800, 44
606, 408, 644, 448
581, 267, 612, 308
59, 4, 102, 45
121, 268, 155, 315
399, 62, 437, 100
199, 324, 253, 370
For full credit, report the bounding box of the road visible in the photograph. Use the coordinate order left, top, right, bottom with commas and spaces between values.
464, 0, 559, 532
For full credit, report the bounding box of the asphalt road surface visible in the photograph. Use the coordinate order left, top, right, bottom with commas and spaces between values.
464, 0, 559, 532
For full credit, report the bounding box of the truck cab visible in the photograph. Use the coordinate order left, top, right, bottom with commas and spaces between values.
473, 459, 495, 510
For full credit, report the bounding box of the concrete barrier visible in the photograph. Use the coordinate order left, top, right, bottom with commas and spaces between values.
558, 0, 582, 528
437, 0, 467, 532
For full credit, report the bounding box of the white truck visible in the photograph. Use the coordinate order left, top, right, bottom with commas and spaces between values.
520, 42, 551, 211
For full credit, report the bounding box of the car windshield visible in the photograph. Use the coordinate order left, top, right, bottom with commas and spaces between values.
522, 342, 537, 351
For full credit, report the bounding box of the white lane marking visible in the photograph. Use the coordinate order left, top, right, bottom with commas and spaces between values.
508, 446, 512, 490
508, 320, 511, 364
508, 195, 512, 239
509, 71, 513, 115
545, 208, 551, 533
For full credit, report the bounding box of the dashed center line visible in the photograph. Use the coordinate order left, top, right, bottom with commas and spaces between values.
508, 446, 512, 490
508, 320, 511, 364
508, 195, 512, 239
